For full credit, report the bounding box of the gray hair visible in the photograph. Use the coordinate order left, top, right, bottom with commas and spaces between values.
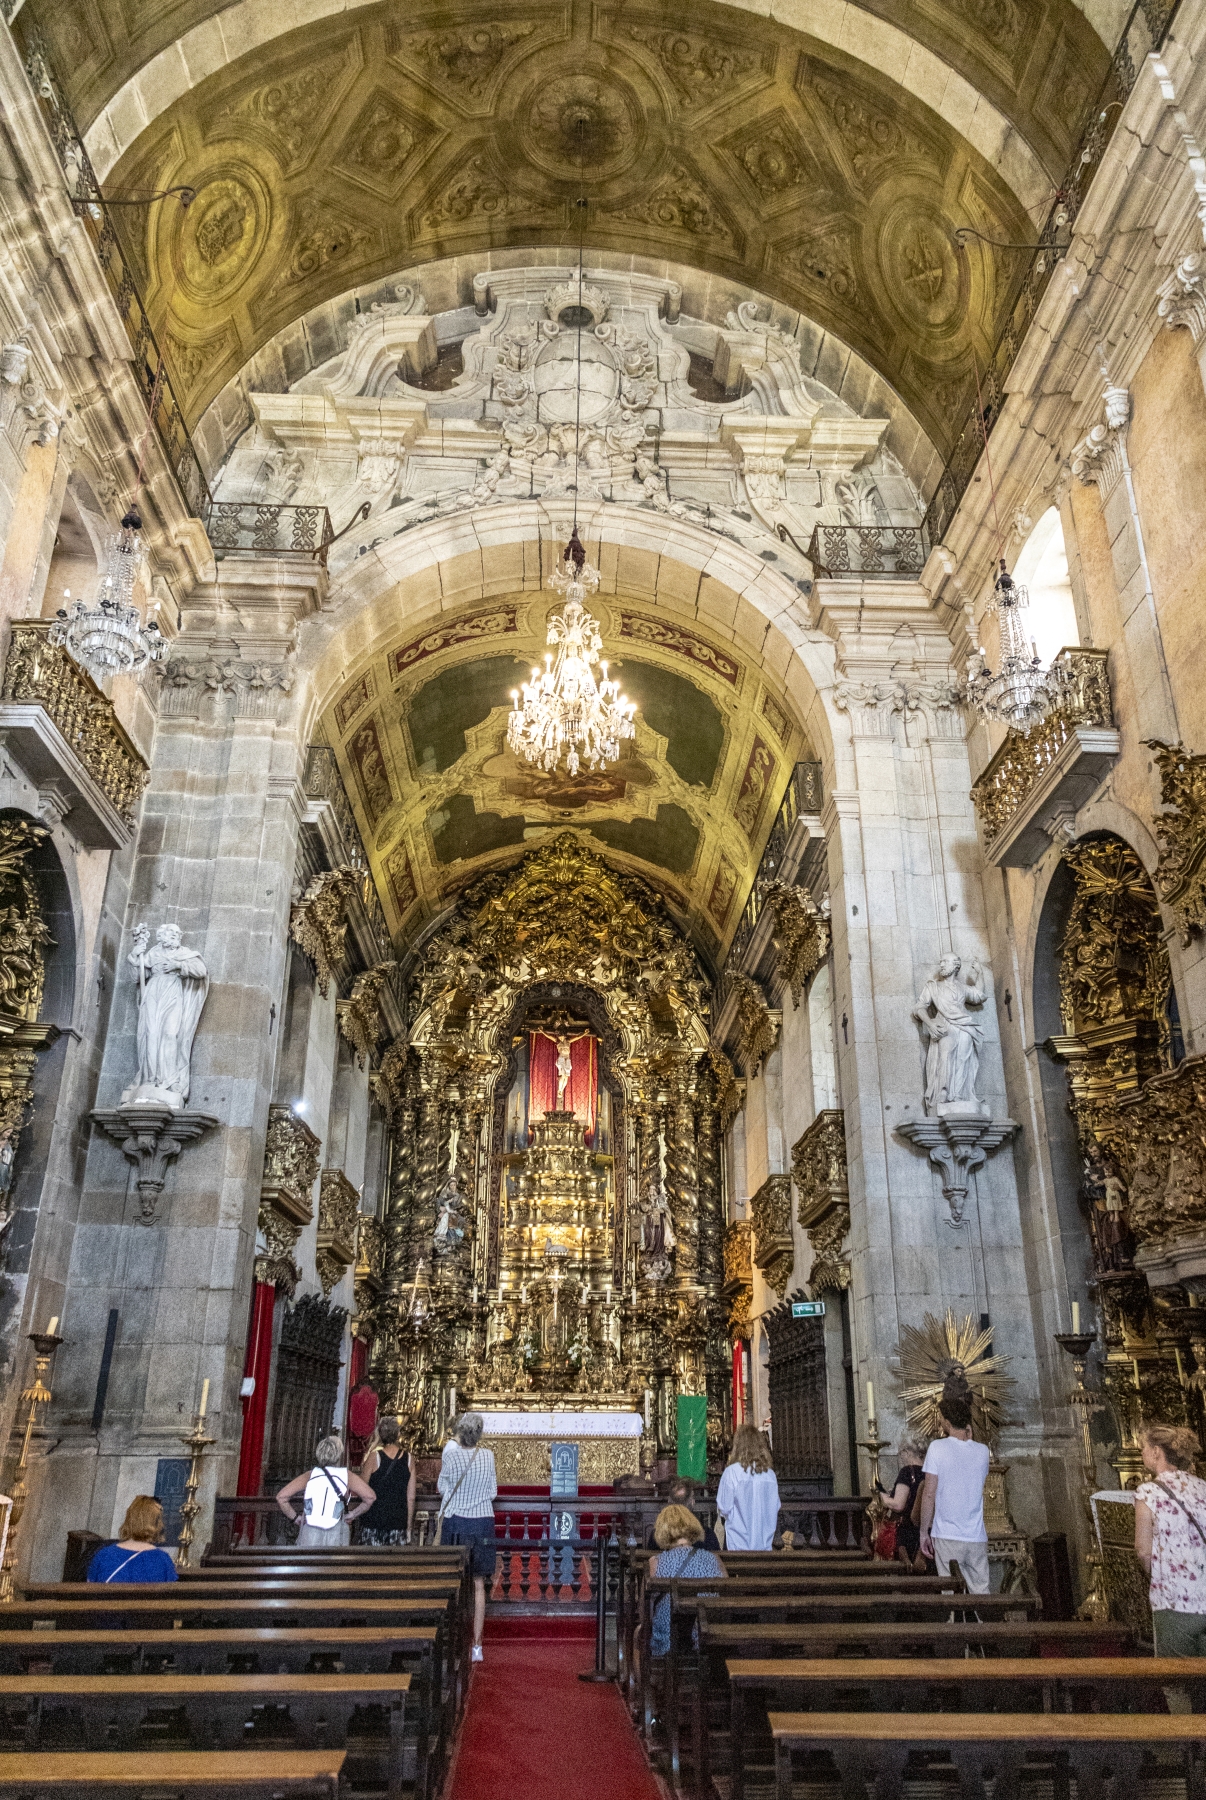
315, 1434, 344, 1465
897, 1438, 926, 1463
455, 1412, 484, 1448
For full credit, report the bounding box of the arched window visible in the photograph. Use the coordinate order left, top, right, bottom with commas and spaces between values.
1013, 507, 1078, 666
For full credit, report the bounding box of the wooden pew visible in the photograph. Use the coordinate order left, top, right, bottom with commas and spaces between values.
0, 1748, 346, 1798
768, 1712, 1206, 1800
728, 1658, 1189, 1800
646, 1584, 1037, 1783
0, 1673, 410, 1800
0, 1632, 439, 1800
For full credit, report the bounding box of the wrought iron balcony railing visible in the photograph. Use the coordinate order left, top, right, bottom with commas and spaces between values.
721, 759, 823, 991
0, 621, 149, 834
805, 524, 927, 579
208, 502, 336, 565
970, 648, 1117, 863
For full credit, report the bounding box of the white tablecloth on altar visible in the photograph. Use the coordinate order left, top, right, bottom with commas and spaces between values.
476, 1410, 642, 1438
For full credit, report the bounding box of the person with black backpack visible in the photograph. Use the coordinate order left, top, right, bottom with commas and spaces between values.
276, 1432, 376, 1546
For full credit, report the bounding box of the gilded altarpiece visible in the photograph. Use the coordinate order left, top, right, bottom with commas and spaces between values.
367, 835, 730, 1457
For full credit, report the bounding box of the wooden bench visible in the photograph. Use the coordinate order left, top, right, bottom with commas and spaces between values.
0, 1748, 346, 1798
0, 1673, 410, 1799
0, 1632, 442, 1797
726, 1659, 1195, 1800
768, 1711, 1206, 1800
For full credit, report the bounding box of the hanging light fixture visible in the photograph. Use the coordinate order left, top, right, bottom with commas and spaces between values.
507, 529, 635, 775
960, 559, 1066, 736
50, 505, 168, 680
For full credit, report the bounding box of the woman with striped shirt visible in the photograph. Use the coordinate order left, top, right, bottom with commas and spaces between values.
439, 1412, 498, 1662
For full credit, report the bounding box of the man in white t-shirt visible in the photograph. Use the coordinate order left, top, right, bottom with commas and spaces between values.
918, 1389, 992, 1594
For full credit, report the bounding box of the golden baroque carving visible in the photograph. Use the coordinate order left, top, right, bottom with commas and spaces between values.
1058, 839, 1170, 1035
763, 879, 829, 1006
1145, 740, 1206, 943
261, 1102, 321, 1227
337, 961, 398, 1068
1, 622, 149, 826
750, 1173, 793, 1297
255, 1199, 302, 1297
710, 1046, 744, 1132
0, 817, 55, 1169
354, 1211, 386, 1327
317, 1168, 361, 1297
371, 1037, 410, 1130
289, 866, 361, 998
722, 1218, 754, 1340
792, 1109, 850, 1294
971, 649, 1112, 848
731, 971, 778, 1075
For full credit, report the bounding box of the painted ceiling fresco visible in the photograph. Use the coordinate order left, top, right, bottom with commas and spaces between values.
321, 595, 810, 963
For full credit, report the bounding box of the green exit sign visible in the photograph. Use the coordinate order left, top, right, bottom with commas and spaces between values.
792, 1300, 826, 1318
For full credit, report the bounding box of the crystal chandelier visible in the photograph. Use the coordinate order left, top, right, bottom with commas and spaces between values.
507, 529, 635, 776
960, 559, 1066, 736
50, 506, 168, 680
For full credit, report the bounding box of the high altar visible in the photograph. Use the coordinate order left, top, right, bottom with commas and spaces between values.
369, 836, 735, 1470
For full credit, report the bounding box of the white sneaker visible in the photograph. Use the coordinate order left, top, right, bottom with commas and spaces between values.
471, 1645, 484, 1662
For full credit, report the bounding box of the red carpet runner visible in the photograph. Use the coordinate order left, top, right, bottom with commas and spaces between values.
446, 1625, 664, 1800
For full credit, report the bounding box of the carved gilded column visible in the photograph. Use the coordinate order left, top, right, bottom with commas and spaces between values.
695, 1059, 724, 1290
666, 1053, 700, 1286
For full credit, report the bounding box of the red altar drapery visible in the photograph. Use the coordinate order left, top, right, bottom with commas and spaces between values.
530, 1031, 597, 1140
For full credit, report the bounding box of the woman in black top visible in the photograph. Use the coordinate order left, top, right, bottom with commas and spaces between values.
882, 1440, 927, 1568
358, 1417, 416, 1545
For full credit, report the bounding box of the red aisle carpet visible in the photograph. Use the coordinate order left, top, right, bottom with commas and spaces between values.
446, 1626, 664, 1800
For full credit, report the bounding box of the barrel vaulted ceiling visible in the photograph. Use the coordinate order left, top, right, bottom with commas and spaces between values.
18, 0, 1111, 457
317, 588, 812, 964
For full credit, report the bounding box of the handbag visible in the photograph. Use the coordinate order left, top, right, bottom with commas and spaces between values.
873, 1516, 899, 1560
435, 1444, 482, 1545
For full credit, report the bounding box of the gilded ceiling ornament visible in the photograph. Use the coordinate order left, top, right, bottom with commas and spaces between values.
896, 1309, 1017, 1447
289, 866, 361, 998
1144, 740, 1206, 943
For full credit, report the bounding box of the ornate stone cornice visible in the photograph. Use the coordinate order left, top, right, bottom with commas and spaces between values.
832, 677, 960, 739
750, 1173, 794, 1297
1071, 381, 1130, 503
791, 1109, 851, 1294
159, 654, 296, 720
1157, 252, 1206, 343
289, 866, 361, 998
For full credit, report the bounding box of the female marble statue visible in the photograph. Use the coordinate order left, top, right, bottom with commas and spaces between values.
911, 953, 986, 1112
126, 923, 209, 1107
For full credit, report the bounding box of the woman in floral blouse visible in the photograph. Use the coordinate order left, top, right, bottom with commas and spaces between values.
1135, 1423, 1206, 1655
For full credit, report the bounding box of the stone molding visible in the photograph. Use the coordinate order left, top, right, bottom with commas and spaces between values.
159, 654, 296, 720
896, 1107, 1019, 1226
832, 677, 960, 739
1071, 384, 1131, 503
1157, 252, 1206, 342
91, 1104, 219, 1224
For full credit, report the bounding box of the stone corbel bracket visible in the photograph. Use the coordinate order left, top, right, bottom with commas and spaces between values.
896, 1106, 1019, 1226
91, 1103, 219, 1223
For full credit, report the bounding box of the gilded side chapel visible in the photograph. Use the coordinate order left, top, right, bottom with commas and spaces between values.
0, 0, 1201, 1677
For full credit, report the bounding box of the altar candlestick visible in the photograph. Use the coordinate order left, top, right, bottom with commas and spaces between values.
471, 1284, 478, 1305
866, 1379, 875, 1422
1071, 1301, 1080, 1334
198, 1378, 209, 1419
46, 1317, 58, 1337
1133, 1358, 1142, 1390
644, 1388, 652, 1428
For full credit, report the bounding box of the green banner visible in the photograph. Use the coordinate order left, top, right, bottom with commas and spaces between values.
676, 1394, 707, 1481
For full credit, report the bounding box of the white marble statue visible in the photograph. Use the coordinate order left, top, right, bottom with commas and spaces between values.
911, 953, 987, 1113
123, 923, 209, 1108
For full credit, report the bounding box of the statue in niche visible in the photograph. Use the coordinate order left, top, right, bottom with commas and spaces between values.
911, 954, 987, 1114
433, 1174, 471, 1257
1082, 1148, 1134, 1272
639, 1182, 676, 1282
123, 923, 209, 1108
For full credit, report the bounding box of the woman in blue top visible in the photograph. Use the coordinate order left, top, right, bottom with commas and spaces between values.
87, 1495, 178, 1582
649, 1502, 726, 1657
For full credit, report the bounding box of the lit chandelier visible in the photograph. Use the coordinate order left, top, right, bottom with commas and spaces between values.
50, 505, 168, 681
507, 529, 636, 776
960, 559, 1066, 736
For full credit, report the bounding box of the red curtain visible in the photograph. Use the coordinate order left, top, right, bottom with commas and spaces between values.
236, 1281, 276, 1497
529, 1032, 597, 1139
732, 1340, 746, 1430
345, 1340, 376, 1462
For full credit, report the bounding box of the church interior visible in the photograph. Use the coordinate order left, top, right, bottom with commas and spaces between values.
0, 0, 1204, 1788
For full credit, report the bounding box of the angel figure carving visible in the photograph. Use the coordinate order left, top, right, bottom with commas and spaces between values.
123, 923, 209, 1108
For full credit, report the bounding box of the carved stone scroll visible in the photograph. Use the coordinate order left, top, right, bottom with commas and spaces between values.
792, 1109, 850, 1293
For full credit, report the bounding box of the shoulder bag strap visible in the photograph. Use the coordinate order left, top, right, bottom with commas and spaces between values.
437, 1444, 482, 1522
103, 1549, 148, 1582
1156, 1477, 1206, 1548
318, 1465, 349, 1514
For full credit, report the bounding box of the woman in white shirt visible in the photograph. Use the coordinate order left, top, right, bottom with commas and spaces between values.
716, 1422, 780, 1551
439, 1412, 499, 1662
276, 1433, 376, 1547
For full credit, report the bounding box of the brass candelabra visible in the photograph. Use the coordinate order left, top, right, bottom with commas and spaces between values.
1054, 1328, 1110, 1622
0, 1327, 62, 1601
175, 1404, 216, 1570
857, 1411, 891, 1494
